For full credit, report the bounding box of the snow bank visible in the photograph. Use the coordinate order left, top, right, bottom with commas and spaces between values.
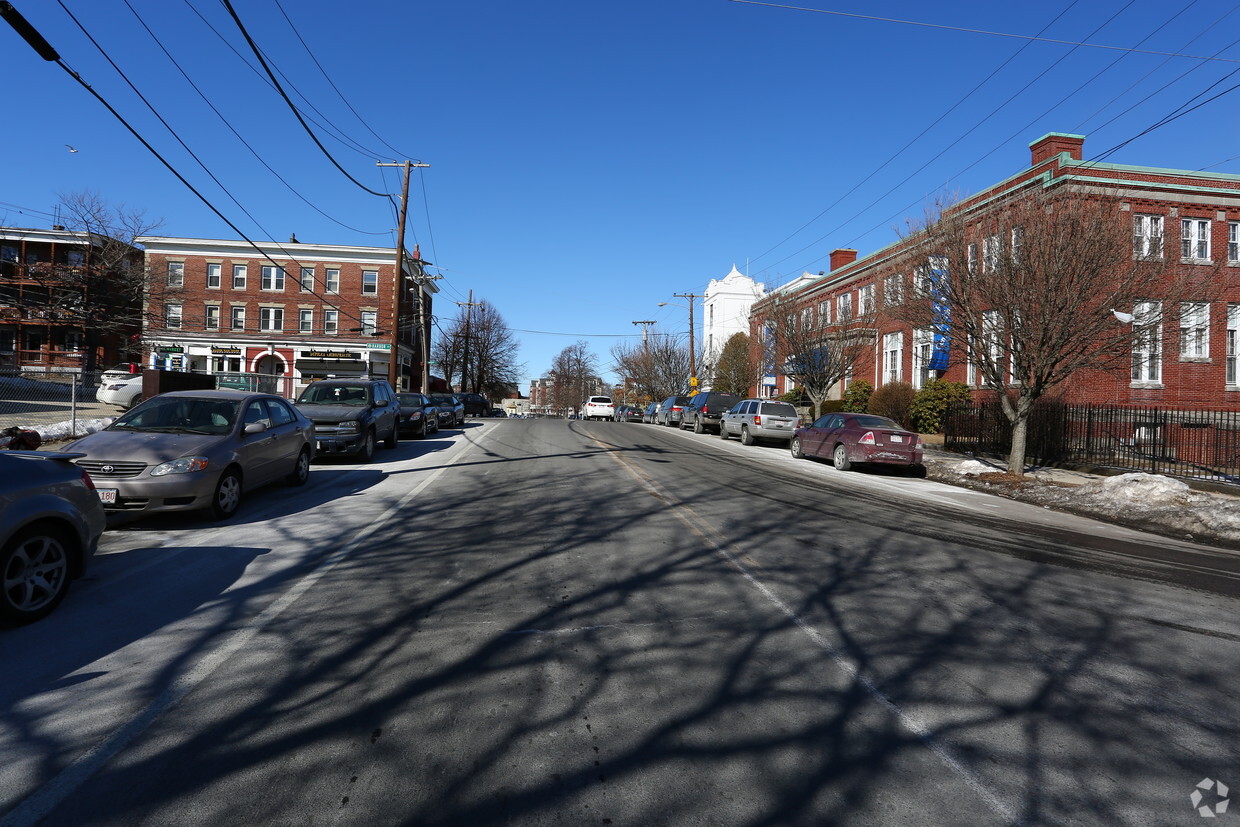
0, 417, 114, 447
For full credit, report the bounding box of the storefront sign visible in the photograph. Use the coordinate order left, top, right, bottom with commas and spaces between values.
160, 346, 185, 354
304, 350, 361, 360
211, 346, 241, 355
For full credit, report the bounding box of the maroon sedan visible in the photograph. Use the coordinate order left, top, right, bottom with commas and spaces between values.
791, 413, 925, 475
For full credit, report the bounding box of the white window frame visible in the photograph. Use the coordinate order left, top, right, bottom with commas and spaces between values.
982, 234, 1000, 273
325, 269, 340, 294
983, 310, 1004, 384
1228, 305, 1239, 386
836, 292, 852, 322
1131, 301, 1162, 384
165, 303, 182, 329
1181, 218, 1211, 261
261, 265, 286, 291
882, 331, 903, 384
300, 267, 314, 292
1229, 221, 1239, 264
912, 328, 934, 389
324, 309, 339, 334
299, 309, 313, 333
231, 307, 246, 331
883, 273, 903, 306
232, 265, 247, 290
360, 311, 377, 335
205, 305, 220, 330
167, 261, 184, 287
817, 300, 830, 327
1180, 302, 1209, 359
1010, 226, 1024, 265
858, 284, 875, 315
207, 263, 221, 289
967, 243, 977, 274
259, 307, 283, 332
362, 270, 379, 295
1134, 214, 1164, 259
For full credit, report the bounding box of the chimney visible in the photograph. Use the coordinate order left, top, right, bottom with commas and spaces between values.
1029, 132, 1084, 166
830, 249, 858, 271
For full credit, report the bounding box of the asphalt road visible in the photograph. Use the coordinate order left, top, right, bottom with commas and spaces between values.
2, 419, 1239, 825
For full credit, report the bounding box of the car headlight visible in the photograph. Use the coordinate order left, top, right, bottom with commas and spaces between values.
336, 420, 361, 433
150, 456, 210, 476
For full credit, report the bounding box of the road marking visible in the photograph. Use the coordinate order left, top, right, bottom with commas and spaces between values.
0, 441, 473, 827
591, 432, 1020, 825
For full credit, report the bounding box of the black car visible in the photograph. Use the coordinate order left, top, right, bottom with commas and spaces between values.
453, 392, 491, 417
294, 379, 401, 461
428, 394, 466, 427
396, 392, 440, 438
680, 391, 743, 434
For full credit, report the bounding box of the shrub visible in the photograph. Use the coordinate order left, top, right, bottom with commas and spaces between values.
907, 379, 974, 434
777, 389, 807, 405
867, 381, 916, 427
818, 399, 845, 414
840, 379, 873, 412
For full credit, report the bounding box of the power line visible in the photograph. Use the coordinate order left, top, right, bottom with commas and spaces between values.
726, 0, 1240, 63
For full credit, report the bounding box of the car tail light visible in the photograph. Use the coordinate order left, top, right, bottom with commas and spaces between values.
915, 436, 924, 449
752, 415, 762, 426
80, 468, 97, 491
859, 431, 876, 445
672, 406, 682, 412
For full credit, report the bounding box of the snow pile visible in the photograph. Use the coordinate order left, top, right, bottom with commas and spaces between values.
0, 417, 113, 447
945, 459, 997, 476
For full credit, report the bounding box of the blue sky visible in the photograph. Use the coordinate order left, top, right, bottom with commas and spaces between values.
4, 0, 1239, 393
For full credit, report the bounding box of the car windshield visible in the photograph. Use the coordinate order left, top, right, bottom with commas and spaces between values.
299, 384, 369, 405
110, 397, 239, 435
397, 394, 427, 406
430, 396, 457, 406
759, 402, 798, 416
851, 415, 902, 429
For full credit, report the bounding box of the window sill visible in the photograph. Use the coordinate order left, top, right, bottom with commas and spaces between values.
1227, 386, 1240, 393
1129, 382, 1165, 390
1180, 258, 1215, 265
1179, 356, 1212, 363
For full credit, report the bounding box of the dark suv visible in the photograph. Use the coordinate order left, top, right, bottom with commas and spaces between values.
680, 391, 742, 434
453, 392, 491, 417
294, 378, 401, 461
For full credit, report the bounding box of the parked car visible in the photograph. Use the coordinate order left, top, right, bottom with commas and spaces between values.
396, 392, 440, 438
96, 365, 145, 409
612, 405, 632, 422
453, 392, 491, 417
622, 406, 644, 422
719, 399, 800, 445
428, 394, 466, 427
294, 378, 400, 461
0, 451, 106, 624
63, 390, 314, 521
642, 402, 660, 423
582, 396, 615, 421
680, 391, 742, 434
792, 412, 925, 474
656, 395, 692, 427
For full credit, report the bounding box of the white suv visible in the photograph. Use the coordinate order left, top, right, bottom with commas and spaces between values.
581, 396, 615, 422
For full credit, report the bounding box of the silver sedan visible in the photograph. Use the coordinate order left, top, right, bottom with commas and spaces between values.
63, 390, 315, 521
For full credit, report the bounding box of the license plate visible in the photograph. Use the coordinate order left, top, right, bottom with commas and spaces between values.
891, 435, 904, 443
98, 488, 118, 504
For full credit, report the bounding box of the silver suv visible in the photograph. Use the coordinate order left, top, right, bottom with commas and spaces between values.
719, 399, 800, 445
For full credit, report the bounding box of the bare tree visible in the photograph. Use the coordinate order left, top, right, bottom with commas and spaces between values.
13, 191, 162, 372
610, 328, 690, 404
549, 341, 600, 415
433, 298, 524, 399
890, 188, 1216, 474
764, 290, 877, 420
711, 332, 752, 395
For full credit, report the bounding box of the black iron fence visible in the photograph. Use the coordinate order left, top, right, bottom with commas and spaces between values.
944, 400, 1240, 484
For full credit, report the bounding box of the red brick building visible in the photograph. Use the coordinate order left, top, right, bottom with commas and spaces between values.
139, 236, 437, 396
751, 132, 1240, 408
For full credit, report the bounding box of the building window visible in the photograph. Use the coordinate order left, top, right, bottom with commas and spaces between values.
205, 305, 220, 330
1229, 221, 1239, 263
836, 293, 852, 322
207, 263, 221, 289
1134, 215, 1164, 259
260, 307, 284, 332
1228, 305, 1239, 386
1131, 301, 1162, 383
817, 300, 830, 327
324, 309, 338, 334
165, 303, 182, 329
360, 311, 377, 335
800, 308, 812, 332
1180, 302, 1209, 358
967, 243, 977, 274
362, 270, 378, 295
65, 250, 85, 267
212, 356, 241, 372
233, 265, 247, 289
912, 328, 934, 389
167, 261, 184, 287
883, 273, 903, 306
1182, 218, 1211, 261
1011, 226, 1024, 265
299, 309, 313, 333
261, 266, 286, 290
882, 331, 903, 384
983, 310, 1004, 381
326, 269, 340, 293
231, 307, 246, 331
0, 246, 17, 263
300, 267, 314, 292
982, 234, 1000, 272
858, 284, 875, 315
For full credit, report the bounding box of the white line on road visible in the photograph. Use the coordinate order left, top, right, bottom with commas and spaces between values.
0, 441, 473, 827
592, 432, 1021, 825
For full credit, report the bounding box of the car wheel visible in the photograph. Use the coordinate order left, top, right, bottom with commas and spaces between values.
128, 394, 144, 410
0, 525, 73, 624
384, 423, 399, 449
694, 417, 705, 434
740, 426, 754, 446
210, 468, 243, 520
720, 423, 730, 440
287, 447, 311, 486
358, 430, 376, 462
791, 436, 805, 459
833, 443, 852, 472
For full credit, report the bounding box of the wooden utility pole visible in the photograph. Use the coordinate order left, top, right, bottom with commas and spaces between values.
672, 292, 703, 389
456, 290, 482, 393
376, 160, 429, 389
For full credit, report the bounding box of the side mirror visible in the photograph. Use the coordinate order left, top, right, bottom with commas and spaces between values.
243, 422, 268, 435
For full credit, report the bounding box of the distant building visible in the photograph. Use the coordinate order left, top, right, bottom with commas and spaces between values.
702, 265, 765, 385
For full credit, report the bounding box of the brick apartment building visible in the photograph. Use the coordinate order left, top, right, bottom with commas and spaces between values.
139, 236, 437, 396
751, 132, 1240, 409
0, 226, 144, 373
